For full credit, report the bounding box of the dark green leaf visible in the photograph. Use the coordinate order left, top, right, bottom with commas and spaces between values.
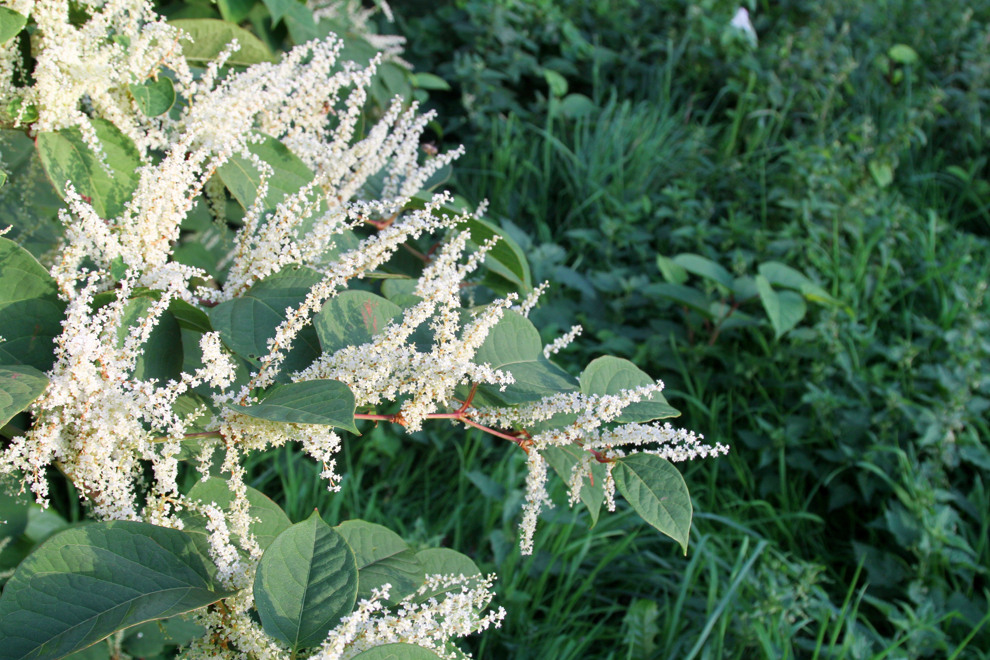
217, 133, 315, 214
335, 520, 424, 603
314, 291, 402, 354
230, 380, 358, 433
184, 477, 292, 551
673, 253, 734, 290
215, 0, 255, 23
254, 511, 358, 651
644, 282, 711, 316
168, 299, 213, 333
36, 119, 141, 219
412, 73, 450, 91
0, 521, 235, 660
580, 356, 678, 423
756, 275, 806, 338
756, 262, 811, 291
472, 311, 578, 405
0, 237, 67, 371
541, 445, 606, 525
613, 454, 692, 553
655, 255, 688, 285
209, 265, 323, 373
169, 19, 276, 66
0, 364, 49, 427
116, 297, 184, 383
350, 644, 443, 660
128, 77, 176, 117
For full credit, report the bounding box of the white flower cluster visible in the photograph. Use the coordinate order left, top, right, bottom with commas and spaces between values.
472, 383, 729, 553
1, 0, 189, 151
295, 230, 516, 431
314, 576, 506, 660
0, 274, 236, 518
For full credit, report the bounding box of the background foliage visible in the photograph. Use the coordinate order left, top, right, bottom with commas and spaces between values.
2, 0, 989, 657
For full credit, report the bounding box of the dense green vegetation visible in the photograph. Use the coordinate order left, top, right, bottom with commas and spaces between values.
1, 0, 987, 657
366, 0, 990, 656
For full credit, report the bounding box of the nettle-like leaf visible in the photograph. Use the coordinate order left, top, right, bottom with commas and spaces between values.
0, 521, 235, 660
254, 511, 359, 652
0, 365, 49, 428
229, 379, 359, 433
350, 644, 444, 660
472, 311, 578, 405
613, 454, 692, 554
336, 520, 425, 604
0, 238, 67, 372
36, 118, 141, 219
182, 477, 292, 551
580, 356, 679, 423
210, 265, 323, 373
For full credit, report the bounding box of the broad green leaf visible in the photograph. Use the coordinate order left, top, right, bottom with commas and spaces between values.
0, 7, 27, 43
169, 19, 276, 66
217, 133, 315, 214
281, 0, 321, 44
351, 644, 443, 660
121, 621, 166, 657
184, 477, 292, 550
0, 365, 49, 427
261, 0, 296, 24
209, 265, 323, 374
215, 0, 255, 23
755, 275, 806, 338
335, 520, 424, 603
414, 548, 480, 582
0, 521, 234, 660
542, 68, 568, 97
458, 215, 532, 292
36, 119, 141, 219
116, 297, 184, 383
580, 356, 678, 423
230, 380, 358, 433
559, 93, 596, 119
0, 491, 32, 575
407, 194, 531, 293
472, 311, 578, 405
672, 253, 734, 290
128, 77, 176, 117
0, 237, 67, 371
655, 255, 688, 285
644, 282, 712, 316
169, 299, 213, 333
888, 44, 919, 65
412, 73, 450, 91
254, 511, 359, 652
542, 444, 606, 525
314, 291, 402, 354
757, 262, 812, 291
613, 454, 692, 553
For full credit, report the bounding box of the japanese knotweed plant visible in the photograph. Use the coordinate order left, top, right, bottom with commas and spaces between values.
0, 0, 726, 658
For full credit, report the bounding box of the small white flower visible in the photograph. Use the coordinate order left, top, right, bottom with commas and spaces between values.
730, 7, 758, 46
